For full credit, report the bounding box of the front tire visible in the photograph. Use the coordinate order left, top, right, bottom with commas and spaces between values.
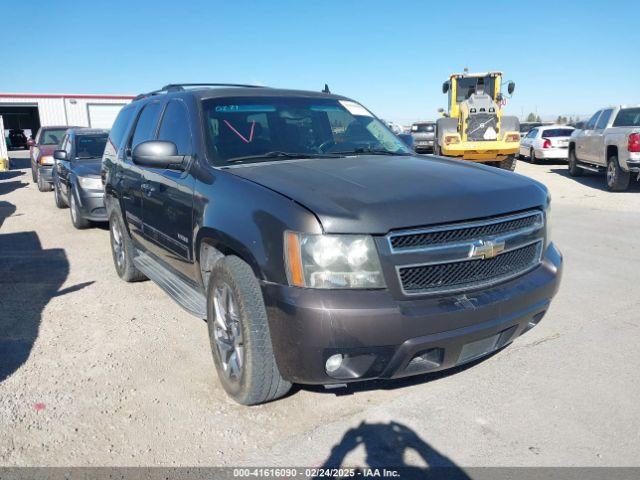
36, 169, 52, 192
568, 148, 583, 177
54, 181, 68, 209
496, 155, 517, 171
69, 191, 91, 229
606, 154, 630, 192
207, 256, 291, 405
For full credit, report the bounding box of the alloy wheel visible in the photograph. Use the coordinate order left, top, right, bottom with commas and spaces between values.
212, 283, 245, 380
111, 220, 125, 269
607, 161, 616, 187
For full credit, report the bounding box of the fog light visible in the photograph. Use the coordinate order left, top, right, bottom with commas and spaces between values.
325, 354, 343, 373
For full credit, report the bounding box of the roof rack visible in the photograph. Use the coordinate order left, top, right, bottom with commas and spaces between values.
133, 83, 267, 101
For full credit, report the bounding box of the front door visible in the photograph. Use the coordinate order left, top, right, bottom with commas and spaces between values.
140, 99, 195, 278
589, 108, 613, 166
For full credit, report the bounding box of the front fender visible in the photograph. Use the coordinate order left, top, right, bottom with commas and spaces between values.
193, 169, 322, 285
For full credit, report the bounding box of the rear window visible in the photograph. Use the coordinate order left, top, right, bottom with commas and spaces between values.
613, 108, 640, 127
542, 128, 574, 138
39, 129, 67, 145
411, 124, 434, 132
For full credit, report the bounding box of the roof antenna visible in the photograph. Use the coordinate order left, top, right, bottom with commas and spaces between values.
322, 83, 331, 94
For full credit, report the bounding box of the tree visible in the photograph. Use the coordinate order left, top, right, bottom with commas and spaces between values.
526, 113, 537, 122
536, 115, 542, 123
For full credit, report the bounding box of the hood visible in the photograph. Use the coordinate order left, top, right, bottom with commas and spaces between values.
71, 158, 102, 177
227, 155, 548, 234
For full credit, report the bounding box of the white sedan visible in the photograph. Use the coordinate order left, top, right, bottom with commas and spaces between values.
519, 125, 575, 163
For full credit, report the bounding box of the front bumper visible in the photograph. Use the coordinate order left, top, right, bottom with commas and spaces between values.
535, 148, 569, 160
76, 189, 107, 222
442, 140, 519, 161
263, 243, 562, 385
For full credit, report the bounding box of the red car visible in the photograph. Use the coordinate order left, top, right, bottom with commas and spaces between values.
30, 126, 78, 192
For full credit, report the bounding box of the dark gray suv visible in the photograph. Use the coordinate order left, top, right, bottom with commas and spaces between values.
103, 84, 562, 405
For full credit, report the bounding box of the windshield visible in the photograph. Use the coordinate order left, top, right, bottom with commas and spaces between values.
542, 128, 574, 138
75, 134, 108, 159
40, 129, 67, 145
454, 76, 496, 103
613, 108, 640, 127
202, 97, 411, 165
411, 123, 434, 133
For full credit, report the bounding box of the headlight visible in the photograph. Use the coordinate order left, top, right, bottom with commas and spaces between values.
78, 176, 102, 190
284, 232, 386, 289
39, 155, 54, 165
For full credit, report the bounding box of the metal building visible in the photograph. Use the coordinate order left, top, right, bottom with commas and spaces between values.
0, 93, 134, 141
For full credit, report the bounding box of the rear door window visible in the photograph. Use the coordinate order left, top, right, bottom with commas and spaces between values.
585, 111, 602, 130
129, 102, 163, 150
109, 106, 136, 149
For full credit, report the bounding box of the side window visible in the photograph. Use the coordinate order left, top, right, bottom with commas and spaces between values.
63, 135, 72, 153
129, 102, 163, 150
595, 109, 613, 130
109, 106, 136, 149
585, 111, 602, 130
157, 101, 192, 155
527, 129, 538, 139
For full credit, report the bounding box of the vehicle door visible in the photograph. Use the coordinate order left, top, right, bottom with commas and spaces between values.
55, 133, 73, 202
577, 110, 602, 162
140, 99, 196, 278
122, 101, 164, 245
520, 128, 537, 156
589, 108, 613, 166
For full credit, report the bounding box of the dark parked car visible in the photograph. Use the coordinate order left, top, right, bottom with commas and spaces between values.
410, 122, 435, 153
30, 126, 79, 192
103, 84, 562, 405
52, 128, 109, 228
8, 129, 28, 150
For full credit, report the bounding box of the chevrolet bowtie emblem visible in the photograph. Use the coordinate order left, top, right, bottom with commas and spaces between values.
470, 239, 505, 260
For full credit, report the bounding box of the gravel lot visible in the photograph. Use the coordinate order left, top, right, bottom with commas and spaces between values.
1, 150, 640, 468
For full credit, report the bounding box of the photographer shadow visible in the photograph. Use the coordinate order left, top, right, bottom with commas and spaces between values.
321, 421, 470, 479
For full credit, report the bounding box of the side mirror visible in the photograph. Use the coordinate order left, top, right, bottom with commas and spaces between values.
437, 107, 444, 113
53, 150, 67, 161
132, 141, 188, 170
27, 138, 35, 147
507, 82, 515, 95
442, 81, 450, 94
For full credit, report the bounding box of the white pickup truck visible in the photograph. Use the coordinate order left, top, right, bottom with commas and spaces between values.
568, 105, 640, 191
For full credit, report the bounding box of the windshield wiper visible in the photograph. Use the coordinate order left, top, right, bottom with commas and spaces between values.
226, 151, 342, 164
333, 147, 411, 156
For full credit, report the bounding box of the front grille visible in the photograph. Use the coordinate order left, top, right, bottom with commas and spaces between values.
466, 113, 498, 141
399, 242, 541, 294
390, 213, 541, 251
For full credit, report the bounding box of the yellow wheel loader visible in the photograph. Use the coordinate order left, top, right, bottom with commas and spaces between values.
434, 71, 520, 170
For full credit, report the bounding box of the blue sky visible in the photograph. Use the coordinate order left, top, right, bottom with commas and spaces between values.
2, 0, 637, 123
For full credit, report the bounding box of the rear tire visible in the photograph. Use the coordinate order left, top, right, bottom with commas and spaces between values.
207, 256, 291, 405
530, 149, 538, 165
109, 210, 146, 282
568, 148, 583, 177
36, 169, 52, 192
496, 155, 517, 171
606, 154, 630, 192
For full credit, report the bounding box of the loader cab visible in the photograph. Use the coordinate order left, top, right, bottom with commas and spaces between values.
442, 72, 504, 119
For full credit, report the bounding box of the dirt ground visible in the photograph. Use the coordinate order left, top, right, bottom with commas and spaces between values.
1, 150, 640, 468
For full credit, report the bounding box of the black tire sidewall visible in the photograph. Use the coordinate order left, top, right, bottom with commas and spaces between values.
607, 155, 630, 191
